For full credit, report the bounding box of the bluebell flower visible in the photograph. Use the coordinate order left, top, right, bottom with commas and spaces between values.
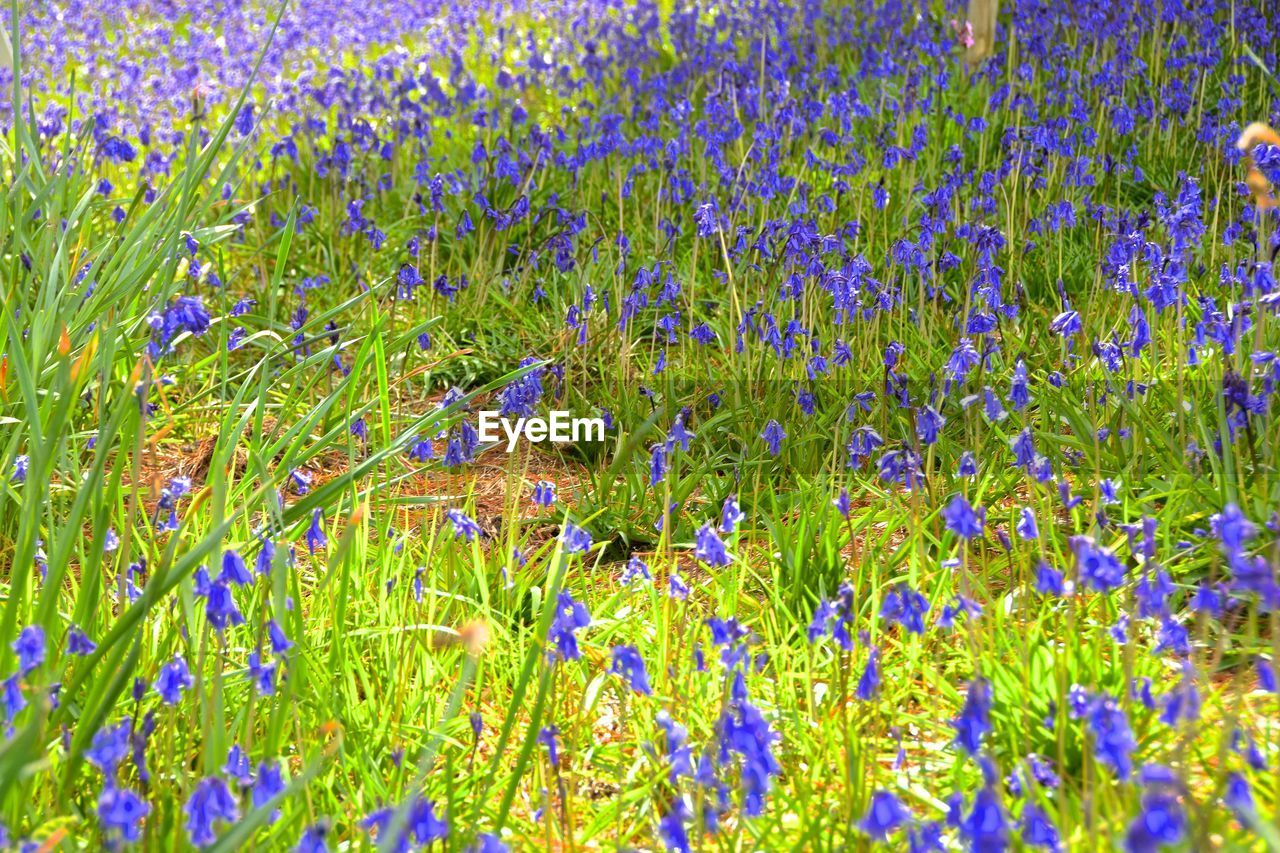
1013, 507, 1039, 540
833, 489, 852, 518
248, 650, 278, 695
960, 787, 1008, 851
251, 761, 286, 821
761, 420, 786, 456
296, 821, 330, 853
1072, 536, 1126, 592
86, 720, 132, 777
251, 539, 276, 577
1258, 658, 1277, 693
657, 796, 691, 851
1034, 562, 1065, 596
695, 523, 731, 567
446, 508, 484, 541
719, 497, 745, 534
98, 785, 150, 843
154, 655, 194, 705
1211, 503, 1256, 552
407, 797, 448, 845
195, 570, 244, 632
856, 648, 881, 700
561, 522, 593, 554
267, 620, 293, 655
649, 444, 667, 485
943, 495, 984, 539
1124, 790, 1184, 852
11, 626, 45, 674
620, 555, 650, 586
1020, 803, 1060, 851
221, 550, 253, 585
916, 405, 945, 445
720, 699, 780, 817
860, 790, 910, 839
1224, 772, 1254, 823
1049, 310, 1081, 338
67, 625, 97, 656
667, 416, 695, 452
609, 645, 652, 695
1, 673, 25, 723
1076, 691, 1136, 779
548, 592, 590, 661
952, 678, 993, 755
10, 455, 28, 484
881, 584, 929, 635
533, 481, 557, 506
224, 744, 253, 786
185, 777, 239, 847
469, 832, 509, 852
305, 510, 327, 553
537, 725, 560, 768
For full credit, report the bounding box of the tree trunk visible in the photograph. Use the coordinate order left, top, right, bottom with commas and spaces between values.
966, 0, 998, 64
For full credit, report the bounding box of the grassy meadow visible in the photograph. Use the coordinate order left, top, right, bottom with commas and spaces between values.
1, 0, 1280, 849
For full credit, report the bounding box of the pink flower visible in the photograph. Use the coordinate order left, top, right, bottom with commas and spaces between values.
950, 19, 975, 48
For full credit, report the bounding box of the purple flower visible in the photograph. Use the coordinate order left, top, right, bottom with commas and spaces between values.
881, 584, 929, 635
1020, 803, 1060, 850
694, 523, 731, 567
86, 720, 132, 777
861, 790, 910, 839
856, 648, 881, 700
224, 744, 253, 786
1072, 536, 1126, 592
154, 655, 194, 705
248, 650, 278, 695
960, 788, 1008, 851
267, 620, 293, 655
1034, 562, 1065, 596
532, 481, 557, 506
1125, 790, 1184, 851
537, 725, 560, 768
952, 678, 992, 755
609, 645, 652, 695
761, 420, 786, 456
251, 761, 286, 821
719, 496, 745, 534
833, 488, 851, 518
195, 567, 245, 632
184, 777, 239, 847
943, 495, 984, 539
1079, 691, 1136, 780
67, 625, 97, 656
98, 785, 150, 842
1016, 507, 1039, 540
1258, 657, 1277, 693
296, 821, 330, 853
561, 522, 593, 554
548, 592, 590, 661
251, 539, 277, 576
1211, 503, 1256, 552
407, 797, 448, 845
446, 508, 484, 541
620, 555, 650, 586
221, 550, 252, 585
305, 510, 327, 554
11, 625, 45, 674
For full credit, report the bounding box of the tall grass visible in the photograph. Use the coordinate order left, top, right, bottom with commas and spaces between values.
1, 0, 1279, 850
